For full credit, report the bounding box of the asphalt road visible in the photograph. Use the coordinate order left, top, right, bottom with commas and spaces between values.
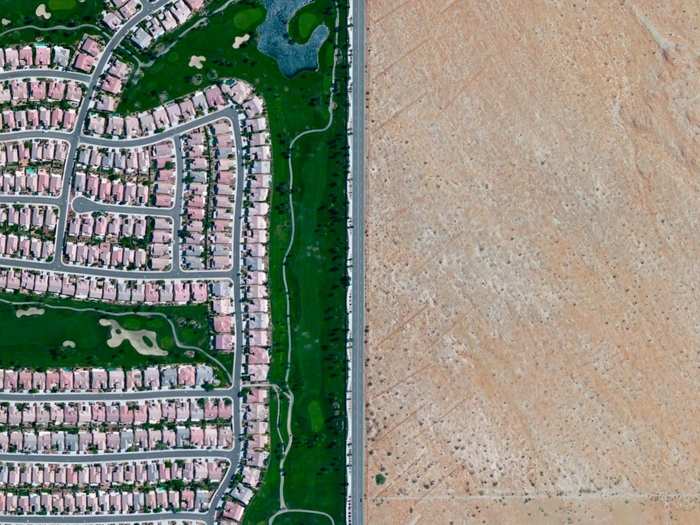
350, 0, 366, 523
0, 69, 91, 83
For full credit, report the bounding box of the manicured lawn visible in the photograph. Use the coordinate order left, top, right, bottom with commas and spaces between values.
48, 0, 78, 10
0, 291, 231, 383
119, 0, 349, 522
233, 5, 266, 32
288, 2, 325, 44
272, 513, 332, 525
0, 0, 105, 48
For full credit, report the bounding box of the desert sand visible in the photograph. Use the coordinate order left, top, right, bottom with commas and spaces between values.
366, 1, 700, 523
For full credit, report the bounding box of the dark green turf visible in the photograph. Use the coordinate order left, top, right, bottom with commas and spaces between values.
0, 291, 231, 384
288, 1, 325, 44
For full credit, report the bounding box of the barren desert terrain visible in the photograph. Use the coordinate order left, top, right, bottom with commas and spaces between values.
365, 1, 700, 523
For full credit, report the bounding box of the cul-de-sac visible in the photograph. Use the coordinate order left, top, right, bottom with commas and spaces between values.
0, 1, 357, 524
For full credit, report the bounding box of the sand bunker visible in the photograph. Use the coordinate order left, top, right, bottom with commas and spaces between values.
188, 55, 206, 69
62, 340, 76, 349
233, 34, 250, 49
35, 4, 52, 20
1, 19, 10, 26
99, 318, 167, 356
15, 307, 45, 318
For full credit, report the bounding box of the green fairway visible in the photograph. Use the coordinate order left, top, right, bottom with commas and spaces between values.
233, 5, 266, 32
288, 3, 324, 44
272, 512, 333, 525
48, 0, 77, 10
307, 400, 324, 433
0, 0, 104, 48
0, 291, 231, 383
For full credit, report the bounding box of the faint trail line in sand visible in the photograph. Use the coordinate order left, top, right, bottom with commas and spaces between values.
380, 492, 700, 501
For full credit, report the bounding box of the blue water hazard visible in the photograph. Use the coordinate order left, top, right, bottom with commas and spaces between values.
256, 0, 330, 77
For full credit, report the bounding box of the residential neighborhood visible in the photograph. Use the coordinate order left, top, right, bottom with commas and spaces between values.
130, 0, 206, 50
73, 141, 177, 208
0, 1, 275, 522
0, 139, 68, 196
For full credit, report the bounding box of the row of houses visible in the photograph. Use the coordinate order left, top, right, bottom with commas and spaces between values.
74, 170, 152, 208
76, 143, 152, 174
0, 486, 213, 515
0, 166, 63, 196
72, 36, 104, 75
0, 139, 67, 196
239, 85, 272, 384
0, 45, 71, 70
0, 398, 232, 427
180, 119, 236, 271
0, 138, 69, 166
221, 388, 269, 524
74, 141, 177, 208
209, 281, 234, 353
220, 82, 271, 525
102, 0, 141, 31
0, 204, 58, 262
0, 423, 234, 454
0, 106, 77, 132
0, 364, 214, 393
0, 78, 83, 107
87, 83, 232, 139
0, 268, 210, 304
130, 0, 205, 50
0, 458, 226, 488
64, 214, 173, 271
95, 57, 132, 112
0, 203, 57, 232
0, 232, 54, 261
211, 293, 234, 353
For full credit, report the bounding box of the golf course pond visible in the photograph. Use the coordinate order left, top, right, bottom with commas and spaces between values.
256, 0, 330, 77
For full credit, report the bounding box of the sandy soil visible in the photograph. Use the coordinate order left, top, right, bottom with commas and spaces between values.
365, 1, 700, 523
233, 34, 250, 49
188, 55, 206, 69
35, 4, 51, 20
99, 318, 167, 356
15, 307, 45, 318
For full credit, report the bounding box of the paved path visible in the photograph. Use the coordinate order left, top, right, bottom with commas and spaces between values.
71, 195, 177, 217
0, 388, 234, 402
0, 69, 91, 83
202, 107, 247, 523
